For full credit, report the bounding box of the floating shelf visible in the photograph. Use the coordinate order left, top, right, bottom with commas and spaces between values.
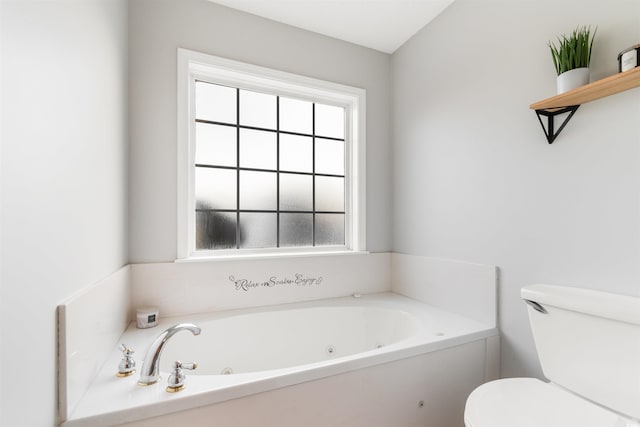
530, 67, 640, 143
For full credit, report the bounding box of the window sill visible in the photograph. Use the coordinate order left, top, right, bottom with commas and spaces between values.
175, 249, 370, 263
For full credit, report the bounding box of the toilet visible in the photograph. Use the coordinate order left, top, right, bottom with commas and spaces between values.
465, 284, 640, 427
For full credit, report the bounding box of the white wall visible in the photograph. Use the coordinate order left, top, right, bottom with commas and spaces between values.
128, 0, 392, 262
0, 0, 129, 425
391, 0, 640, 379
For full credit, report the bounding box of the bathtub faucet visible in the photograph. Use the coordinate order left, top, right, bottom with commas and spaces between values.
138, 323, 201, 386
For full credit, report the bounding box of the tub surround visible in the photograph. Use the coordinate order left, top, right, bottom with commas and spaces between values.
119, 338, 489, 427
63, 293, 498, 427
57, 265, 131, 424
131, 252, 391, 318
59, 252, 390, 424
57, 253, 498, 426
391, 253, 498, 327
391, 254, 500, 380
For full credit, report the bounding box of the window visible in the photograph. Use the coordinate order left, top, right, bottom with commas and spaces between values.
177, 49, 366, 259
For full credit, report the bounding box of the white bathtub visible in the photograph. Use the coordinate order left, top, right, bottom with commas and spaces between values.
64, 292, 498, 426
161, 304, 419, 375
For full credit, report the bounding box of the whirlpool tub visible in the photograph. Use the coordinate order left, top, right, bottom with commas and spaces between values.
63, 292, 498, 426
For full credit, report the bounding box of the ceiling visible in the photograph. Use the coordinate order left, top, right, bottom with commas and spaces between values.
206, 0, 455, 54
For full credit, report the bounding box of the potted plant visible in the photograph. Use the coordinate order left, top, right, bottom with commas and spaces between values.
549, 26, 596, 93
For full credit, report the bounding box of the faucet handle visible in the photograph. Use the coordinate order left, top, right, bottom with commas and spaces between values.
166, 360, 197, 393
180, 361, 197, 370
120, 343, 134, 356
116, 344, 136, 377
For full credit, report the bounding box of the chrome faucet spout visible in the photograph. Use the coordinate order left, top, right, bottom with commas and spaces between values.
138, 323, 201, 386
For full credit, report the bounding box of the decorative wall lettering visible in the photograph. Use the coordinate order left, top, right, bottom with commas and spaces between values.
229, 273, 324, 292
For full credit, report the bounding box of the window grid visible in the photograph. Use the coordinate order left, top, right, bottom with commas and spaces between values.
194, 164, 344, 179
195, 82, 346, 250
235, 88, 241, 247
194, 118, 345, 142
312, 102, 316, 246
276, 96, 280, 248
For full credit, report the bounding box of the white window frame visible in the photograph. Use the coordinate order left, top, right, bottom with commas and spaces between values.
177, 48, 366, 261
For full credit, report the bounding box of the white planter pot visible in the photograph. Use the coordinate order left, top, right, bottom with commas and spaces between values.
557, 68, 590, 94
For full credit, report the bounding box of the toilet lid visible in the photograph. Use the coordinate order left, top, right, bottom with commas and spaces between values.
464, 378, 633, 427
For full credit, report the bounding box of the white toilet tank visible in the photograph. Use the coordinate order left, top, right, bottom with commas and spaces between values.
521, 285, 640, 420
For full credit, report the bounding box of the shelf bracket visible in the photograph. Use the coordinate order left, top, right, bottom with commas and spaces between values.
534, 105, 580, 144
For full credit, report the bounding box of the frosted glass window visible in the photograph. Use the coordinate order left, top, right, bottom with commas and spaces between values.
280, 134, 312, 173
280, 213, 313, 247
240, 129, 276, 170
315, 138, 344, 175
315, 176, 344, 212
195, 81, 236, 124
279, 97, 312, 134
315, 103, 344, 139
196, 211, 236, 249
315, 214, 345, 246
239, 213, 277, 248
195, 167, 236, 210
195, 123, 236, 167
240, 90, 276, 129
280, 173, 312, 211
188, 67, 357, 255
240, 171, 276, 210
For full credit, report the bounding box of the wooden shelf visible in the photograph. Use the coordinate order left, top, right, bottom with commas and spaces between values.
530, 67, 640, 111
530, 67, 640, 143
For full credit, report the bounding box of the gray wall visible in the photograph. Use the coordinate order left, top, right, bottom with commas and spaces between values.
391, 0, 640, 378
128, 0, 392, 262
0, 0, 129, 425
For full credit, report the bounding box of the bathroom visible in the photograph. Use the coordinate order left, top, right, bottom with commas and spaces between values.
1, 0, 639, 425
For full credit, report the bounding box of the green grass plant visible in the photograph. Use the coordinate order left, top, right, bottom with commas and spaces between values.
549, 26, 596, 76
